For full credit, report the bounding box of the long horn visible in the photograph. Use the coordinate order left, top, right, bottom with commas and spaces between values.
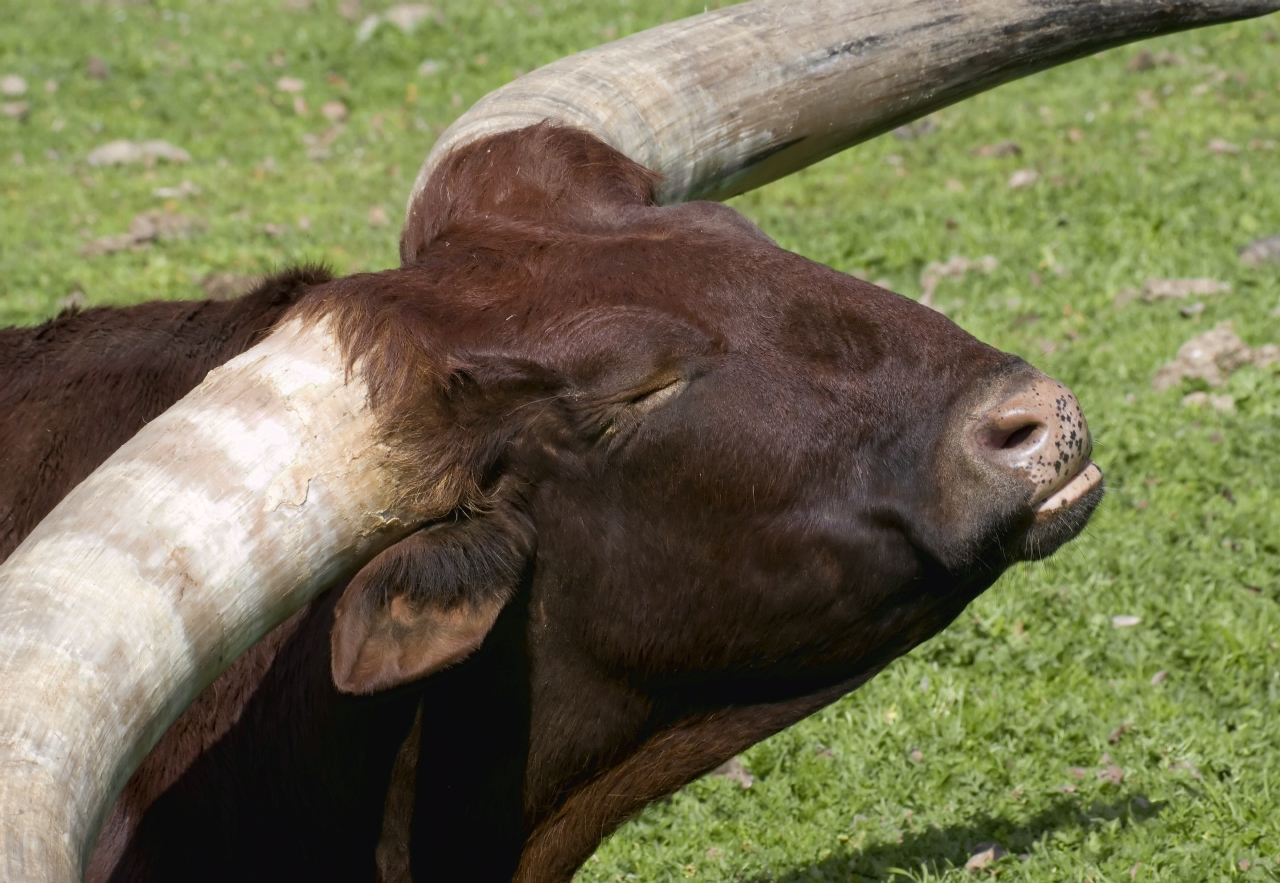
0, 319, 431, 881
410, 0, 1280, 213
4, 2, 1280, 881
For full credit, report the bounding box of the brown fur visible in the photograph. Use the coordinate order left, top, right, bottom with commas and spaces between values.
85, 606, 311, 882
302, 125, 1088, 881
0, 266, 330, 560
512, 677, 867, 883
2, 124, 1098, 882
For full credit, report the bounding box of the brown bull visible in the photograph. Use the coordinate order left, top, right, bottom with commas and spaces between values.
0, 2, 1275, 882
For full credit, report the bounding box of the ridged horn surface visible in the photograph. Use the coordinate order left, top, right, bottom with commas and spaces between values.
409, 0, 1280, 214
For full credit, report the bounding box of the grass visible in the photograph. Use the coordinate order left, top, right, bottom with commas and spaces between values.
3, 1, 1280, 881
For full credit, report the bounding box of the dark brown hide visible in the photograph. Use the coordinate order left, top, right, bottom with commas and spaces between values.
303, 125, 1087, 881
1, 126, 1098, 883
0, 270, 440, 882
0, 267, 329, 561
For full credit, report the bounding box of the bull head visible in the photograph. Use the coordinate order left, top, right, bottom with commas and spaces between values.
1, 1, 1276, 881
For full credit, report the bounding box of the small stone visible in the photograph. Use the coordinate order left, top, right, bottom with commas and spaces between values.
367, 206, 390, 227
965, 844, 1007, 872
1198, 393, 1236, 413
1008, 169, 1039, 189
1128, 49, 1185, 71
56, 290, 87, 312
1208, 138, 1241, 155
357, 4, 434, 40
321, 100, 348, 122
1112, 615, 1141, 628
1098, 764, 1125, 785
1108, 722, 1134, 744
1180, 301, 1205, 317
1, 101, 28, 119
356, 14, 381, 41
0, 75, 27, 96
86, 139, 190, 167
418, 59, 441, 76
276, 76, 305, 93
973, 141, 1022, 158
1240, 234, 1280, 268
709, 756, 753, 789
1151, 669, 1168, 685
86, 56, 110, 79
383, 4, 434, 32
128, 210, 204, 242
1113, 288, 1141, 308
151, 180, 201, 199
1127, 50, 1155, 72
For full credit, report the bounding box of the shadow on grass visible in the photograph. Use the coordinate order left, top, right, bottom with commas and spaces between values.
761, 793, 1164, 883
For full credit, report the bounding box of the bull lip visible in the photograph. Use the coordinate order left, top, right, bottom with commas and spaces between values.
1033, 461, 1103, 521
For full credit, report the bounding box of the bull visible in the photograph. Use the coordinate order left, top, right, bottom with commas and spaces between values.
1, 1, 1275, 881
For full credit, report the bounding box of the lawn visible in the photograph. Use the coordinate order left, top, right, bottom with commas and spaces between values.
4, 1, 1280, 881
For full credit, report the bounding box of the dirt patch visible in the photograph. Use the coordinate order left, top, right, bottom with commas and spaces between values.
1152, 323, 1279, 390
80, 210, 206, 256
86, 139, 190, 167
1114, 277, 1231, 307
1240, 234, 1280, 268
919, 255, 998, 309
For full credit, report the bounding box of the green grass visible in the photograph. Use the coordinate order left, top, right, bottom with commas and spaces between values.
4, 2, 1280, 881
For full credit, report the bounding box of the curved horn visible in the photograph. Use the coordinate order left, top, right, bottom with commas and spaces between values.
410, 0, 1280, 213
0, 319, 431, 881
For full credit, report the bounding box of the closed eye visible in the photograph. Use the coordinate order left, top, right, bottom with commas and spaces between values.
601, 376, 688, 440
625, 377, 687, 416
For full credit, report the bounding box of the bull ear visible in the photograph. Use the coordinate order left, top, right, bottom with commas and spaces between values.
330, 501, 533, 694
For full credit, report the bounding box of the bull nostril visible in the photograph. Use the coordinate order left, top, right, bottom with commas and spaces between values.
998, 423, 1039, 450
966, 373, 1093, 508
980, 419, 1044, 454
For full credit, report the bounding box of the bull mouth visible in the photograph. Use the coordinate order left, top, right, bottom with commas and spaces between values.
1033, 461, 1103, 522
1009, 459, 1104, 562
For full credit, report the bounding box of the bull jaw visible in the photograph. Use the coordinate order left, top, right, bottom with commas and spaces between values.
1033, 461, 1103, 522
